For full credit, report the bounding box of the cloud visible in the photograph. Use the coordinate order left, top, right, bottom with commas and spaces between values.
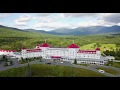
75, 20, 115, 27
0, 22, 5, 25
0, 13, 11, 18
16, 15, 31, 22
34, 21, 74, 30
33, 13, 64, 23
100, 13, 120, 23
34, 13, 118, 30
34, 17, 56, 23
14, 21, 27, 26
63, 13, 120, 24
70, 13, 120, 27
63, 13, 99, 17
14, 14, 31, 26
36, 13, 52, 17
2, 13, 120, 30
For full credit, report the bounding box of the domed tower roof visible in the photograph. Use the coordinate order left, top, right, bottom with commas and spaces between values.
40, 43, 50, 47
95, 48, 100, 51
67, 43, 79, 48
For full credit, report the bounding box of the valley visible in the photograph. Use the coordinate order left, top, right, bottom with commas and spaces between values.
0, 25, 120, 59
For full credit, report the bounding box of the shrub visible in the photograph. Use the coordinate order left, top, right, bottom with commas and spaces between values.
10, 61, 13, 65
19, 60, 22, 64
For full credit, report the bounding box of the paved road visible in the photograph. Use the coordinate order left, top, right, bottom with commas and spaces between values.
12, 58, 20, 66
1, 59, 120, 77
89, 64, 120, 77
0, 61, 5, 69
113, 60, 120, 62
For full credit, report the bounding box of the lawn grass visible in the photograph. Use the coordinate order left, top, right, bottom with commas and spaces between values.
96, 67, 120, 75
80, 43, 118, 52
77, 64, 89, 66
80, 43, 96, 50
0, 64, 106, 77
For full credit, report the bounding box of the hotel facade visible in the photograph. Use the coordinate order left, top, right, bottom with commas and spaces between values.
21, 42, 108, 65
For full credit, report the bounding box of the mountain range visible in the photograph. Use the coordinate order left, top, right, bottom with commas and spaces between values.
0, 25, 120, 35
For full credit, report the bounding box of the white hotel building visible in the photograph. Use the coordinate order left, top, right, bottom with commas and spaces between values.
0, 50, 16, 56
21, 41, 108, 65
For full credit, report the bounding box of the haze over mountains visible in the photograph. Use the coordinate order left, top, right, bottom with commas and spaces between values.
0, 25, 120, 35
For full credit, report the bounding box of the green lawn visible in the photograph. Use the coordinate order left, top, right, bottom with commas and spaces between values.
77, 64, 89, 66
100, 44, 116, 51
80, 43, 118, 53
80, 43, 96, 50
0, 64, 106, 77
96, 67, 120, 75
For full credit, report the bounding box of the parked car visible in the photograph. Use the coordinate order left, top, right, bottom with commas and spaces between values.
46, 62, 51, 65
98, 69, 105, 73
10, 56, 16, 58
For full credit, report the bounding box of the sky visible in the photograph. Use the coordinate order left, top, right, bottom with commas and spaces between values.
0, 13, 120, 31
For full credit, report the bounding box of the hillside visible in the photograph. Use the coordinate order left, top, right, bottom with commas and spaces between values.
0, 25, 54, 38
0, 25, 59, 50
49, 25, 120, 35
0, 24, 120, 57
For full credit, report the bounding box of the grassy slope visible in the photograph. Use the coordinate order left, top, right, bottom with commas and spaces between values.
0, 27, 55, 38
0, 64, 106, 77
80, 43, 96, 50
80, 43, 118, 52
96, 67, 120, 75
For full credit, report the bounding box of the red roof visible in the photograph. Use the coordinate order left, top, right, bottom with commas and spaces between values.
27, 49, 41, 52
96, 48, 100, 51
77, 50, 96, 54
40, 43, 50, 47
51, 56, 61, 58
11, 50, 16, 52
67, 44, 79, 48
0, 50, 16, 52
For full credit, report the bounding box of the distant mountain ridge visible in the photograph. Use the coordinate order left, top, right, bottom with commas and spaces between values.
0, 25, 28, 32
0, 25, 120, 35
24, 25, 120, 35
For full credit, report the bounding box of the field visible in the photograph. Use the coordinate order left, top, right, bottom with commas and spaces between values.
0, 64, 106, 77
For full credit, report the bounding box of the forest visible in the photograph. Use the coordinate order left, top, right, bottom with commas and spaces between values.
0, 27, 120, 59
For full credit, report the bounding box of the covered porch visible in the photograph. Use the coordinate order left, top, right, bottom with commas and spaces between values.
51, 56, 62, 62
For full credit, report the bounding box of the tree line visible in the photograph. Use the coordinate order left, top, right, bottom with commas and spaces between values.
103, 49, 120, 60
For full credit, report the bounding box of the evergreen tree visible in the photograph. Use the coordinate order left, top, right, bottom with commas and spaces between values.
25, 63, 32, 77
2, 55, 6, 61
74, 59, 77, 64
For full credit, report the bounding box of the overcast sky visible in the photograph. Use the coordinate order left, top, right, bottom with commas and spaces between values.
0, 13, 120, 31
